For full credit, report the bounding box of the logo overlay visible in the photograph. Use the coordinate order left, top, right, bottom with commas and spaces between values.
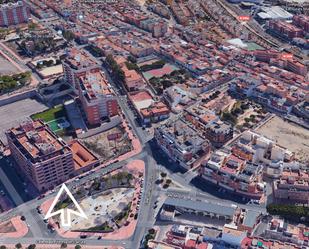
45, 183, 87, 227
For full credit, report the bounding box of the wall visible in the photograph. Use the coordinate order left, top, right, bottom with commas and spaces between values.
77, 115, 122, 139
0, 89, 42, 107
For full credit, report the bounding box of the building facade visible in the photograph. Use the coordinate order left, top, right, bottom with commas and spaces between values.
6, 120, 74, 192
273, 169, 309, 203
62, 48, 101, 91
78, 72, 118, 125
155, 118, 211, 170
63, 48, 118, 126
0, 1, 30, 27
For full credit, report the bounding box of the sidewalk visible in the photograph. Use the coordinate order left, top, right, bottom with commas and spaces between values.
0, 216, 28, 238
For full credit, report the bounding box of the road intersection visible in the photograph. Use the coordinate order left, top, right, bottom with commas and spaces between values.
0, 8, 267, 248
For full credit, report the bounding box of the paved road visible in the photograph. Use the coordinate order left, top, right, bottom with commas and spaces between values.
0, 3, 271, 248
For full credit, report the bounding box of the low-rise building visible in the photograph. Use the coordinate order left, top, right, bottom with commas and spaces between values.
116, 57, 146, 91
273, 169, 309, 203
263, 218, 309, 246
69, 140, 100, 175
160, 198, 237, 222
139, 101, 170, 125
128, 90, 170, 125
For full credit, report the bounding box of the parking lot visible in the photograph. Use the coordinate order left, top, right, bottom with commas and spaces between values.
0, 98, 47, 144
0, 55, 20, 75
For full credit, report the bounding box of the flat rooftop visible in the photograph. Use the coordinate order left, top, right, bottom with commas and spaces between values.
164, 197, 236, 217
79, 71, 112, 101
7, 120, 70, 162
65, 48, 98, 70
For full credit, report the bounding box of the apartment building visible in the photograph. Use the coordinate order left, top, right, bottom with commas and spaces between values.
267, 20, 303, 39
184, 103, 233, 148
202, 150, 264, 199
62, 48, 101, 91
155, 118, 211, 170
293, 15, 309, 33
273, 169, 309, 203
78, 71, 118, 125
202, 130, 297, 199
6, 120, 74, 192
0, 1, 30, 27
205, 121, 234, 148
264, 218, 309, 246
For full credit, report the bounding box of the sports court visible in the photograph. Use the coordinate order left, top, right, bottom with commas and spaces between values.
31, 105, 71, 133
46, 117, 70, 132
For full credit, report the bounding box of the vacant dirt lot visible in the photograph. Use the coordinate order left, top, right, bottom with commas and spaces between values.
81, 126, 132, 161
257, 116, 309, 163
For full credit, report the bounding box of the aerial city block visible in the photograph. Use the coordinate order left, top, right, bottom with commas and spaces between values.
0, 0, 308, 248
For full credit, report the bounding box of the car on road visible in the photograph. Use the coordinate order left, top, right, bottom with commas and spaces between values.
249, 199, 260, 205
47, 223, 55, 232
36, 206, 42, 214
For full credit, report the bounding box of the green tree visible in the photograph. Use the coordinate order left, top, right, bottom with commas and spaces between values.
75, 245, 82, 249
127, 55, 137, 63
106, 54, 125, 83
60, 243, 67, 248
15, 243, 22, 249
28, 22, 38, 30
63, 30, 75, 42
0, 28, 8, 39
0, 246, 7, 249
27, 244, 36, 249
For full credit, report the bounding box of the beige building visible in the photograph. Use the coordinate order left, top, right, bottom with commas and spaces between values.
273, 169, 309, 203
6, 120, 74, 192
